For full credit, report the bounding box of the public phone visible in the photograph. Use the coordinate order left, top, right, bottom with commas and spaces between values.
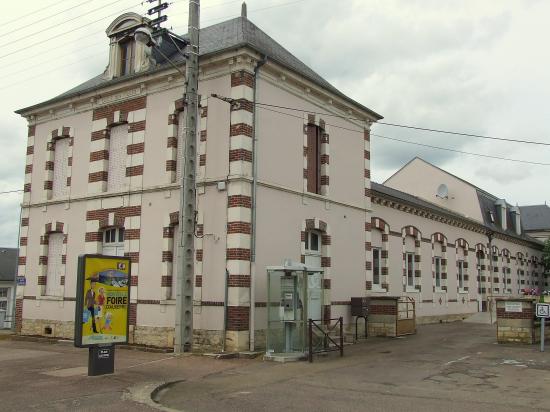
281, 275, 297, 321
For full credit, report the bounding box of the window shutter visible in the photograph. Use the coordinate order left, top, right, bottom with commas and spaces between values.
107, 125, 128, 191
46, 233, 64, 296
53, 138, 69, 198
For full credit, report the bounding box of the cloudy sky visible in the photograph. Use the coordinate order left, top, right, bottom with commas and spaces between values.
2, 0, 549, 247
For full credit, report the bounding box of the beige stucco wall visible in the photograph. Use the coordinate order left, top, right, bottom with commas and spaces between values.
384, 158, 484, 222
371, 200, 543, 319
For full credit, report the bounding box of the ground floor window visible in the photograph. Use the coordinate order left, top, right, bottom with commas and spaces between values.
373, 248, 381, 287
406, 252, 415, 288
434, 256, 442, 289
458, 260, 465, 290
102, 227, 125, 256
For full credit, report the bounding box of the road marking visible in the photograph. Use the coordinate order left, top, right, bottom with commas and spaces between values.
444, 355, 470, 366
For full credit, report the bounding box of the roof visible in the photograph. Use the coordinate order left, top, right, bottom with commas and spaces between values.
17, 17, 382, 120
371, 182, 542, 246
520, 204, 550, 231
0, 248, 18, 282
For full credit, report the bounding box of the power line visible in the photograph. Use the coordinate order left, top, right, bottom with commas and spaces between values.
0, 0, 130, 50
253, 102, 550, 147
253, 104, 550, 166
0, 1, 143, 61
0, 51, 106, 91
3, 1, 62, 28
172, 0, 310, 29
0, 0, 98, 40
0, 190, 23, 195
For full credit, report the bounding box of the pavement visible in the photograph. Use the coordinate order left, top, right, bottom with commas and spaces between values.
1, 322, 550, 411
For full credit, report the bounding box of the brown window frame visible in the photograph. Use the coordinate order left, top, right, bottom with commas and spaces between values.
120, 39, 135, 76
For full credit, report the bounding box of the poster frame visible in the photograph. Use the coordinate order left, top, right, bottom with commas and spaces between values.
74, 254, 132, 348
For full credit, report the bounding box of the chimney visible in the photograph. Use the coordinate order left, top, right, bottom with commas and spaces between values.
495, 199, 507, 231
241, 2, 247, 18
510, 206, 521, 235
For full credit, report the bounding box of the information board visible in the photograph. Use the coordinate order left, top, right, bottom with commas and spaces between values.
74, 255, 131, 347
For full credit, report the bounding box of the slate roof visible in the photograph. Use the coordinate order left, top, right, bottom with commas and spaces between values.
0, 248, 18, 282
520, 205, 550, 231
17, 17, 382, 119
371, 182, 542, 246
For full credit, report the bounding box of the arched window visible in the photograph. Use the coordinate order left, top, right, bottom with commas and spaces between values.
102, 227, 125, 256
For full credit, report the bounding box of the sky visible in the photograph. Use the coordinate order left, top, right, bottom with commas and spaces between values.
1, 0, 549, 247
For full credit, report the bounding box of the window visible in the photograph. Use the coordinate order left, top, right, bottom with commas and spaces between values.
120, 39, 135, 76
46, 233, 64, 296
107, 125, 128, 191
52, 138, 69, 198
434, 256, 442, 289
406, 252, 415, 288
102, 227, 125, 256
373, 248, 381, 287
0, 287, 8, 311
304, 230, 321, 268
458, 260, 465, 291
306, 124, 321, 194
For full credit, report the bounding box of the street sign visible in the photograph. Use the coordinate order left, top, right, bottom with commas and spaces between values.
536, 303, 550, 318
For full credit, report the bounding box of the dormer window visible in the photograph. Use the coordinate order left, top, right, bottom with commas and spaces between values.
120, 38, 135, 76
488, 211, 495, 223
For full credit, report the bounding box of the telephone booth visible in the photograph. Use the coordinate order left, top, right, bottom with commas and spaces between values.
265, 260, 324, 361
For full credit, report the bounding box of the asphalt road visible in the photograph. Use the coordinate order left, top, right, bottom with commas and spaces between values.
158, 322, 550, 412
1, 322, 549, 411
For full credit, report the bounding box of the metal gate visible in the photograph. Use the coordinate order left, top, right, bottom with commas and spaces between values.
396, 296, 416, 336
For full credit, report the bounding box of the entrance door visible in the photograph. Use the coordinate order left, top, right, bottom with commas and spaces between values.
305, 231, 322, 321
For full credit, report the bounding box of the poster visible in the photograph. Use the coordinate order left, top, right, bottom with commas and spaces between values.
74, 255, 131, 347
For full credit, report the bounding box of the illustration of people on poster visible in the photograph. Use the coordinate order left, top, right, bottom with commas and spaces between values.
78, 256, 130, 346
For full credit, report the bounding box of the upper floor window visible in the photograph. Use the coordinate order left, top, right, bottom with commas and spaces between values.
103, 227, 125, 256
306, 124, 321, 194
107, 125, 128, 192
53, 138, 70, 198
120, 39, 135, 76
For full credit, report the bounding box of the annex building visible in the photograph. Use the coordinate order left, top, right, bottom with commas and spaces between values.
14, 11, 544, 351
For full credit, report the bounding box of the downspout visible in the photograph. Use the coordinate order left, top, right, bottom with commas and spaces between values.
487, 231, 494, 323
249, 55, 267, 352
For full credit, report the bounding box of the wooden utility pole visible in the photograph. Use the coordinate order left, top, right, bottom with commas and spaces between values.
175, 0, 200, 353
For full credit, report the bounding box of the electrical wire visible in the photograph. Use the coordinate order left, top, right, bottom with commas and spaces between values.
0, 190, 23, 195
0, 1, 143, 60
0, 0, 130, 49
171, 0, 310, 29
253, 104, 550, 166
0, 51, 106, 92
0, 0, 100, 40
253, 102, 550, 147
3, 1, 63, 28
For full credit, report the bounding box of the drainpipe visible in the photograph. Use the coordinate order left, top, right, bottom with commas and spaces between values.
487, 231, 494, 323
249, 55, 267, 352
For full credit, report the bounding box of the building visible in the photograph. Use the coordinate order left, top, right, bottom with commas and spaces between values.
14, 11, 381, 351
0, 248, 18, 329
373, 157, 546, 309
14, 11, 543, 351
520, 204, 550, 241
